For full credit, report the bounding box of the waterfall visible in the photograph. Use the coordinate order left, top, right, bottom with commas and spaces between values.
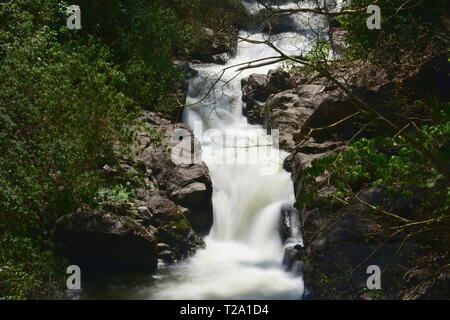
151, 0, 333, 300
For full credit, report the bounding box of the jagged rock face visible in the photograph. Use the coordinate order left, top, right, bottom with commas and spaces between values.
242, 72, 296, 126
189, 27, 236, 64
132, 112, 214, 236
267, 69, 295, 92
300, 187, 422, 299
147, 195, 205, 262
265, 90, 315, 151
241, 69, 359, 152
57, 112, 213, 271
56, 209, 158, 272
240, 67, 421, 299
242, 74, 270, 110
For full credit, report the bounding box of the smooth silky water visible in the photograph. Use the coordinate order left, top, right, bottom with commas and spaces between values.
78, 0, 340, 300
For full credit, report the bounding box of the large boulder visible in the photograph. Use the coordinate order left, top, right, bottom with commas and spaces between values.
241, 74, 269, 125
189, 27, 236, 64
242, 74, 270, 107
264, 90, 315, 151
164, 165, 213, 236
56, 209, 158, 272
300, 187, 420, 299
241, 70, 358, 150
97, 111, 213, 268
147, 195, 204, 262
302, 90, 359, 141
131, 112, 214, 236
267, 69, 295, 92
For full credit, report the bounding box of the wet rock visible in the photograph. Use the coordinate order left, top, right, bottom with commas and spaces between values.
242, 74, 270, 105
279, 204, 305, 274
401, 267, 450, 300
264, 90, 314, 151
244, 100, 265, 124
302, 90, 359, 141
56, 209, 158, 271
158, 250, 175, 263
279, 204, 302, 243
148, 195, 205, 261
267, 69, 295, 92
132, 112, 214, 236
189, 27, 237, 64
241, 74, 271, 125
212, 53, 230, 65
329, 27, 348, 58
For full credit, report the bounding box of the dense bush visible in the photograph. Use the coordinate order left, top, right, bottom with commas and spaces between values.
0, 0, 247, 299
0, 2, 140, 298
338, 0, 449, 67
297, 99, 450, 265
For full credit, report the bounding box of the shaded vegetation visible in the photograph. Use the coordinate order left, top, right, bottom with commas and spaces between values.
338, 0, 448, 72
290, 0, 450, 298
0, 0, 243, 299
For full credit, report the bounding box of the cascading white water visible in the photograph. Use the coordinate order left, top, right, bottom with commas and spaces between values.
150, 0, 335, 300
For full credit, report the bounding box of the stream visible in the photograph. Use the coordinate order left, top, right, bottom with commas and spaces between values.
78, 0, 340, 300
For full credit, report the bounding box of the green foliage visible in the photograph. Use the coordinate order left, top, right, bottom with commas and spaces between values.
0, 236, 67, 300
70, 0, 190, 112
95, 183, 136, 215
68, 0, 246, 112
96, 184, 134, 206
0, 29, 136, 234
304, 40, 331, 67
0, 4, 139, 297
282, 40, 331, 76
300, 117, 449, 209
298, 100, 450, 254
338, 0, 448, 65
1, 0, 247, 299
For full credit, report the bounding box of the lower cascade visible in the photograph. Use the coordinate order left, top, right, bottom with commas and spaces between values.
148, 0, 332, 300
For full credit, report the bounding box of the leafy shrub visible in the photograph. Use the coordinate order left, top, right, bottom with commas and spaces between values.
0, 0, 248, 299
0, 236, 67, 300
338, 0, 448, 66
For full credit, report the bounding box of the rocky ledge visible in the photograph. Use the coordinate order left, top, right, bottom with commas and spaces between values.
56, 112, 213, 272
241, 54, 449, 299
